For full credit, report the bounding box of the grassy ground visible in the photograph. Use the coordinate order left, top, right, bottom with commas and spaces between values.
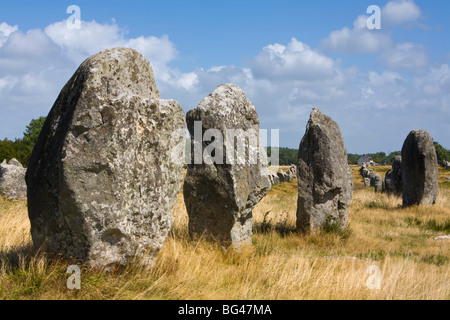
0, 165, 449, 300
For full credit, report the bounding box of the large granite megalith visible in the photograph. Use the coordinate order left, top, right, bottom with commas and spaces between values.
297, 108, 353, 232
183, 84, 271, 246
401, 130, 438, 206
26, 48, 186, 269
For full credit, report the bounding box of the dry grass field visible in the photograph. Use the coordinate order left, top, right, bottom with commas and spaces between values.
0, 165, 449, 300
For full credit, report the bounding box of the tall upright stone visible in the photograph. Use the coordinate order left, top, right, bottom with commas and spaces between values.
297, 108, 353, 232
183, 84, 271, 246
26, 48, 186, 269
401, 130, 438, 206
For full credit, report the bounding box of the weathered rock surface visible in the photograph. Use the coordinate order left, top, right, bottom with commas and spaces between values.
0, 159, 27, 200
286, 165, 297, 179
401, 130, 438, 207
277, 170, 291, 183
269, 173, 280, 186
373, 174, 382, 193
297, 108, 353, 232
26, 48, 186, 269
383, 156, 402, 196
183, 84, 271, 246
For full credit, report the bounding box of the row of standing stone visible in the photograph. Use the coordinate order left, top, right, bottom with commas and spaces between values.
359, 130, 439, 206
19, 48, 435, 270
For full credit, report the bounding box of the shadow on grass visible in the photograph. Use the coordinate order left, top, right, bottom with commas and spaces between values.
0, 244, 36, 272
253, 211, 298, 238
364, 199, 403, 211
253, 211, 353, 242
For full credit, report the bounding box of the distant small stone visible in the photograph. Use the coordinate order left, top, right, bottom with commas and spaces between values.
8, 158, 23, 168
373, 174, 382, 193
0, 160, 27, 200
434, 235, 450, 241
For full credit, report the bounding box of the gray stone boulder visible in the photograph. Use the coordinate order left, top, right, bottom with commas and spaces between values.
26, 48, 186, 269
359, 164, 366, 177
373, 174, 382, 193
440, 160, 450, 168
297, 108, 353, 232
382, 170, 391, 193
277, 170, 291, 183
8, 158, 23, 167
401, 130, 438, 207
269, 173, 280, 186
362, 168, 370, 179
183, 84, 271, 246
383, 156, 402, 196
364, 178, 371, 187
0, 159, 27, 200
286, 165, 297, 179
368, 171, 375, 182
391, 155, 403, 195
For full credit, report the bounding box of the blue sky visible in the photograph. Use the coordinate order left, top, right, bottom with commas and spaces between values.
1, 0, 449, 153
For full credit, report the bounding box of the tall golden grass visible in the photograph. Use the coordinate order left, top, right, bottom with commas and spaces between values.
0, 165, 448, 300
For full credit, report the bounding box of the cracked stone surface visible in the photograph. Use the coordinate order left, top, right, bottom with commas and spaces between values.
26, 48, 186, 269
401, 130, 438, 207
296, 108, 353, 232
183, 84, 271, 246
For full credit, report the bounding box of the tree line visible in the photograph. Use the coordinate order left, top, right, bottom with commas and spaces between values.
1, 116, 449, 167
0, 117, 46, 167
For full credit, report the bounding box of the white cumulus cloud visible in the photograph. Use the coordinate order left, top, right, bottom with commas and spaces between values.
382, 0, 422, 26
379, 42, 428, 70
251, 38, 336, 80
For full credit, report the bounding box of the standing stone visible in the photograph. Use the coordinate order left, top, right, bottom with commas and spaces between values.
364, 178, 371, 187
26, 48, 186, 269
384, 156, 402, 196
183, 84, 271, 246
368, 171, 375, 182
382, 170, 392, 193
401, 130, 438, 206
362, 168, 370, 178
373, 174, 382, 193
297, 108, 353, 232
0, 159, 27, 200
287, 165, 297, 180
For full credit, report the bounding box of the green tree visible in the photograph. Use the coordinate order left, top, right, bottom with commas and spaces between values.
387, 151, 401, 164
2, 116, 48, 167
347, 153, 361, 165
267, 147, 298, 166
434, 142, 450, 163
0, 139, 16, 162
23, 117, 46, 148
